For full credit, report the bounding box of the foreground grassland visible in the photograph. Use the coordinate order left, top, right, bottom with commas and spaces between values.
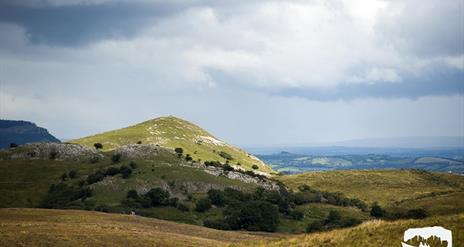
279, 170, 464, 208
72, 116, 272, 172
0, 208, 279, 247
236, 213, 464, 247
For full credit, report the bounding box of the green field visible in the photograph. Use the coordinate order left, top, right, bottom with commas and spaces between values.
278, 170, 464, 209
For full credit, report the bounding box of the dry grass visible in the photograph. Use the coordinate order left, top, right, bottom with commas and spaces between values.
0, 208, 280, 247
234, 213, 464, 247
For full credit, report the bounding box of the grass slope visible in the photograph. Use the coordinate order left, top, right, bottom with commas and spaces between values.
0, 208, 278, 247
236, 213, 464, 247
72, 116, 272, 173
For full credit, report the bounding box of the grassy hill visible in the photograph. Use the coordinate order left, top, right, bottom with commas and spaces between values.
278, 170, 464, 215
0, 208, 279, 247
236, 213, 464, 247
72, 116, 272, 173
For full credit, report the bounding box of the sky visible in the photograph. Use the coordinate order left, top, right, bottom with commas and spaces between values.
0, 0, 463, 146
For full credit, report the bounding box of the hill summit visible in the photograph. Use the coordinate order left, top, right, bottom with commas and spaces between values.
72, 116, 272, 173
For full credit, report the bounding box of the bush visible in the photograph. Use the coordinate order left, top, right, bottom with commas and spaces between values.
195, 198, 212, 212
95, 204, 110, 212
137, 141, 142, 144
40, 183, 92, 209
370, 203, 385, 218
86, 170, 105, 184
406, 208, 427, 219
174, 147, 183, 158
105, 167, 120, 176
225, 200, 280, 232
127, 190, 139, 200
129, 161, 138, 169
146, 188, 170, 206
290, 210, 305, 220
185, 154, 193, 161
219, 151, 233, 160
60, 173, 68, 181
208, 189, 225, 206
223, 163, 234, 172
68, 170, 77, 179
176, 203, 190, 212
9, 143, 18, 148
49, 150, 58, 160
119, 166, 132, 179
111, 153, 121, 163
326, 210, 341, 223
306, 221, 323, 233
204, 219, 232, 230
252, 165, 259, 170
94, 143, 103, 149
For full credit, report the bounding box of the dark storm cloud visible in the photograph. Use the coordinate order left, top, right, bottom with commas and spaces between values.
0, 1, 188, 46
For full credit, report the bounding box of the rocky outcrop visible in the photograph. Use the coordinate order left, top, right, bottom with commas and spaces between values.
181, 162, 280, 191
0, 143, 103, 162
112, 144, 169, 160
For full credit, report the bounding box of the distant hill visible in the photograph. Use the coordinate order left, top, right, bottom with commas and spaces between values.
72, 116, 272, 173
0, 120, 60, 148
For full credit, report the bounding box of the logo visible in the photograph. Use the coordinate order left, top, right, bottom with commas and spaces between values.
401, 226, 452, 247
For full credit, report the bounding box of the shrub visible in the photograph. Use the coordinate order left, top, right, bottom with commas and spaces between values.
86, 170, 105, 184
129, 161, 138, 169
223, 163, 234, 171
176, 203, 190, 212
49, 150, 58, 160
111, 153, 121, 163
326, 210, 341, 223
204, 220, 232, 230
146, 188, 170, 206
9, 143, 18, 148
119, 166, 132, 179
290, 210, 305, 220
185, 154, 193, 161
252, 165, 259, 170
40, 183, 92, 209
137, 141, 142, 144
94, 143, 103, 149
174, 147, 183, 158
225, 200, 280, 232
95, 204, 110, 212
406, 208, 427, 219
105, 167, 120, 176
127, 190, 139, 200
68, 170, 77, 179
60, 173, 68, 181
219, 151, 233, 160
370, 203, 385, 218
306, 221, 323, 233
195, 198, 212, 212
208, 189, 225, 206
169, 197, 179, 207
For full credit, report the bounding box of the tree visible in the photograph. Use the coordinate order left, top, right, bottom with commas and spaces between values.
290, 210, 305, 220
9, 143, 18, 148
174, 147, 183, 158
208, 189, 225, 206
252, 165, 259, 170
136, 141, 142, 144
326, 210, 341, 223
146, 188, 170, 206
105, 167, 120, 176
127, 190, 139, 200
306, 221, 323, 233
94, 143, 103, 149
185, 154, 193, 161
195, 198, 212, 212
226, 200, 280, 232
370, 203, 385, 218
406, 208, 427, 219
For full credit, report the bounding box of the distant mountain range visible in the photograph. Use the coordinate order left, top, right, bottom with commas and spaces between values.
246, 136, 464, 155
0, 120, 60, 148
